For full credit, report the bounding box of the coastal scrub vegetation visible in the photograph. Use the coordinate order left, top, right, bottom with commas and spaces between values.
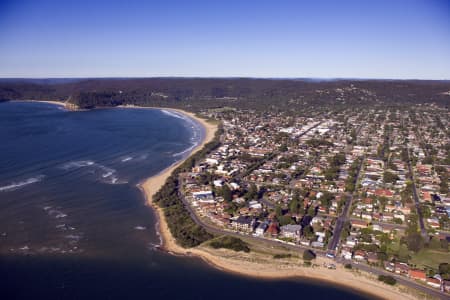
377, 275, 397, 285
152, 125, 223, 247
164, 204, 213, 248
303, 250, 316, 261
273, 253, 293, 259
209, 236, 250, 253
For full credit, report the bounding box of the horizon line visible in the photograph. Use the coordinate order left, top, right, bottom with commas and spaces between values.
0, 76, 449, 82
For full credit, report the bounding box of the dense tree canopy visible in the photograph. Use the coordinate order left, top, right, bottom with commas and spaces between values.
1, 78, 449, 112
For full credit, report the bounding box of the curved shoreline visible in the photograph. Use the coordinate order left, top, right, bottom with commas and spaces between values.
138, 107, 217, 246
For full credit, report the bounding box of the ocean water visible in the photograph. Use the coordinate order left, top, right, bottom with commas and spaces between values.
0, 101, 374, 299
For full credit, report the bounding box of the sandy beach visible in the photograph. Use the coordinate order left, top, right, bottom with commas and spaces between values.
138, 107, 218, 254
23, 100, 67, 107
137, 109, 421, 300
17, 99, 81, 110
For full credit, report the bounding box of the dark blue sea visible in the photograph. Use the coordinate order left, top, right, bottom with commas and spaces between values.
0, 101, 374, 299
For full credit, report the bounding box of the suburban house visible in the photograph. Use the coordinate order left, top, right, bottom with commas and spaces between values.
231, 216, 255, 233
351, 219, 368, 229
255, 222, 268, 237
409, 269, 427, 281
395, 263, 410, 275
280, 224, 302, 240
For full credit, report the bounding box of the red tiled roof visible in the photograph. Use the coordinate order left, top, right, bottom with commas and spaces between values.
374, 189, 394, 197
267, 222, 279, 235
409, 269, 426, 280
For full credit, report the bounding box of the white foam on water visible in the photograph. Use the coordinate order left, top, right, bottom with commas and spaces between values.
121, 156, 133, 162
60, 160, 95, 170
0, 175, 46, 192
134, 226, 146, 230
102, 175, 127, 185
172, 142, 198, 157
154, 220, 163, 247
95, 164, 127, 184
160, 110, 203, 158
147, 242, 160, 251
48, 209, 67, 219
65, 234, 82, 240
161, 109, 202, 136
56, 224, 75, 231
60, 160, 127, 185
56, 224, 67, 230
161, 109, 185, 120
102, 171, 113, 178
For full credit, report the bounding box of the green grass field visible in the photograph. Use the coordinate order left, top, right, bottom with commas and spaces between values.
410, 249, 450, 270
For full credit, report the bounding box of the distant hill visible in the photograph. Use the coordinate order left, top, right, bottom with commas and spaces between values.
1, 78, 449, 111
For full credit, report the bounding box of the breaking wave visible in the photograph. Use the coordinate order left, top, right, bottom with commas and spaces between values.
47, 208, 67, 219
161, 110, 202, 158
161, 109, 185, 120
60, 160, 95, 170
172, 143, 198, 157
161, 109, 202, 135
121, 156, 133, 162
96, 164, 126, 184
0, 175, 46, 192
59, 160, 126, 184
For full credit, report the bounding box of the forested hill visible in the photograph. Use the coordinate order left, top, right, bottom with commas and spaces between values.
0, 78, 449, 111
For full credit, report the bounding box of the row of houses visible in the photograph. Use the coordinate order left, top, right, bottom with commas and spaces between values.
384, 262, 450, 292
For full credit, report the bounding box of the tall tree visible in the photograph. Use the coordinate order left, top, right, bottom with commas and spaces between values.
222, 185, 232, 202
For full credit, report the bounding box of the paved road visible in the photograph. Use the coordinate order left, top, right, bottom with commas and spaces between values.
327, 123, 366, 252
327, 193, 351, 251
406, 147, 428, 239
327, 156, 365, 251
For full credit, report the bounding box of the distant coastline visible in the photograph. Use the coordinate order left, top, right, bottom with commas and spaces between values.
12, 100, 420, 300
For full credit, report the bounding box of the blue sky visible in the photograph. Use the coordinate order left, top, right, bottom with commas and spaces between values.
0, 0, 449, 79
